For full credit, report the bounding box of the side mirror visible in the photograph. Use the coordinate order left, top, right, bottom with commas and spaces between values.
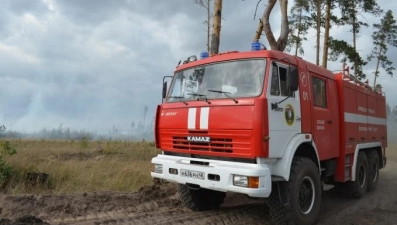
288, 67, 299, 92
162, 76, 173, 102
162, 81, 168, 99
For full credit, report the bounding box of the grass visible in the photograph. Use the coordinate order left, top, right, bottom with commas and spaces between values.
1, 139, 161, 195
1, 138, 396, 195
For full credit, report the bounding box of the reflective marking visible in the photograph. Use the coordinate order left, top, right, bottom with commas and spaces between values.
344, 113, 386, 126
200, 107, 209, 129
188, 108, 197, 129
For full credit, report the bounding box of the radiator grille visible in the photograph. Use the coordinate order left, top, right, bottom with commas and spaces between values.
173, 136, 233, 153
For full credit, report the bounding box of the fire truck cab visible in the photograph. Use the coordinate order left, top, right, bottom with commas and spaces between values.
151, 44, 387, 225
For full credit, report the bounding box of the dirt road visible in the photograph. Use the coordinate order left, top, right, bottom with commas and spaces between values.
1, 148, 396, 225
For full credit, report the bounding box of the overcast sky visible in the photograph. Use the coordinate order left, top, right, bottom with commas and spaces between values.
0, 0, 396, 133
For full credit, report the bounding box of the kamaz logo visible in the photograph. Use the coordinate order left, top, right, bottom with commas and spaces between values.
187, 136, 211, 143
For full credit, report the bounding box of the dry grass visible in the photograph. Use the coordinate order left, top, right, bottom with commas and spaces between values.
1, 139, 161, 195
2, 138, 396, 195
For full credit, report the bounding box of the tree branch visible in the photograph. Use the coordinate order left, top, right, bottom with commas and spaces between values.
262, 0, 277, 49
254, 0, 263, 20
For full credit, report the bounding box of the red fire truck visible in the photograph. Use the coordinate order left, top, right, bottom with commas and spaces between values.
151, 43, 387, 225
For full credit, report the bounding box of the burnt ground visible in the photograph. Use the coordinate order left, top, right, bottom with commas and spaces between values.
1, 150, 397, 225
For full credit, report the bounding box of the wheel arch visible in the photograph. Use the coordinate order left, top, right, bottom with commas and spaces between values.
271, 134, 320, 181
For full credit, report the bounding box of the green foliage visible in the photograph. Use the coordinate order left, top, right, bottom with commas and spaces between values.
0, 126, 17, 187
2, 141, 17, 156
286, 0, 312, 56
0, 159, 13, 187
368, 10, 397, 82
79, 136, 89, 149
337, 0, 383, 77
328, 38, 367, 79
339, 0, 383, 33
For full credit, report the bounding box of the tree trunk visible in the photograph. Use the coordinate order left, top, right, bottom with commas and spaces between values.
322, 0, 331, 68
207, 0, 211, 53
211, 0, 222, 54
253, 19, 264, 42
352, 1, 358, 79
262, 0, 289, 51
294, 8, 303, 56
315, 0, 321, 65
373, 43, 383, 88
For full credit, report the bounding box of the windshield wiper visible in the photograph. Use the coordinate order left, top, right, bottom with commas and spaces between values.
168, 96, 188, 105
207, 90, 238, 104
186, 93, 210, 104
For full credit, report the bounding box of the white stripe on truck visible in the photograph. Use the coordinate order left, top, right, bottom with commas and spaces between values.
200, 107, 209, 129
344, 112, 387, 126
188, 108, 197, 129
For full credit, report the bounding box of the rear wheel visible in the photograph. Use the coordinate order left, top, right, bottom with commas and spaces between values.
268, 157, 321, 225
366, 150, 379, 192
337, 151, 368, 199
178, 184, 226, 211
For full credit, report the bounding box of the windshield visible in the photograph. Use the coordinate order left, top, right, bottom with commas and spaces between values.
166, 59, 266, 102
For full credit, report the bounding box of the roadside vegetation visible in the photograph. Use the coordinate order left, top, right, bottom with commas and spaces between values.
0, 135, 395, 195
1, 139, 160, 194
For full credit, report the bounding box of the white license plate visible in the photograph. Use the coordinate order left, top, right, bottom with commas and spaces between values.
180, 169, 205, 180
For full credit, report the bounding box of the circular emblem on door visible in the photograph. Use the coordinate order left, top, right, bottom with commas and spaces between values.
284, 104, 295, 126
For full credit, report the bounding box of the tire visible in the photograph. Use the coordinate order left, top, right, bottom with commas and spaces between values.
178, 184, 226, 211
268, 157, 322, 225
338, 151, 368, 199
366, 150, 379, 192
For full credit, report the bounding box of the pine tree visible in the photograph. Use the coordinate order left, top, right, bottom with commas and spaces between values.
194, 0, 212, 53
368, 10, 397, 87
309, 0, 324, 65
321, 0, 335, 68
328, 38, 367, 80
286, 0, 311, 56
211, 0, 222, 54
339, 0, 383, 78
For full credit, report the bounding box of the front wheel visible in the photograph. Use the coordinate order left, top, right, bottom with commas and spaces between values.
178, 184, 226, 211
268, 157, 322, 225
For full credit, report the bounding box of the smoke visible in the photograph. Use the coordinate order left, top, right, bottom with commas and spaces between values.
387, 116, 397, 146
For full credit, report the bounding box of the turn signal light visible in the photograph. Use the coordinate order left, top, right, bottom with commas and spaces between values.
248, 177, 259, 188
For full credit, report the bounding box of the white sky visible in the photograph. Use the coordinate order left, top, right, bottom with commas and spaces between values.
0, 0, 396, 133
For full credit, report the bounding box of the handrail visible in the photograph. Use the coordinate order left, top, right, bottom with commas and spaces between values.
335, 62, 384, 96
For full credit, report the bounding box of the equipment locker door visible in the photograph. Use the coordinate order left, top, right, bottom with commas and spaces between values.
311, 76, 339, 160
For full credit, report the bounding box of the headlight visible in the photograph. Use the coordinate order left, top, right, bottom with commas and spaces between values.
233, 175, 259, 188
233, 175, 248, 187
152, 164, 163, 174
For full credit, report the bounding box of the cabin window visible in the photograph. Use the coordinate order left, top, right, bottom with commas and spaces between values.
312, 77, 327, 108
270, 62, 294, 97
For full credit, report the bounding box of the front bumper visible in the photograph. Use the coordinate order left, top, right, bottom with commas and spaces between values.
151, 154, 272, 198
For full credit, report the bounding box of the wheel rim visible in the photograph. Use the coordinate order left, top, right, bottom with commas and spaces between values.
371, 160, 378, 182
358, 163, 367, 188
298, 176, 315, 215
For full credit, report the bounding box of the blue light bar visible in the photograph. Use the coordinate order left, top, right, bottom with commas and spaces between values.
200, 51, 209, 59
251, 41, 261, 51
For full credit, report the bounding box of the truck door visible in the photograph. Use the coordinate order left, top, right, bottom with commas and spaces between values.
311, 75, 339, 160
267, 61, 301, 158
